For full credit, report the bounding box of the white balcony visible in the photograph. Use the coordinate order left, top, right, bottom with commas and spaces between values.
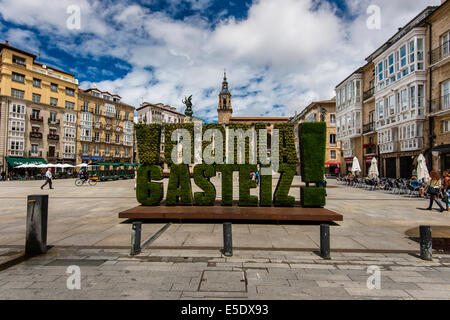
8, 150, 24, 156
379, 142, 398, 154
64, 121, 76, 128
81, 136, 92, 142
64, 137, 76, 143
32, 66, 79, 85
400, 138, 423, 152
63, 153, 75, 159
9, 112, 26, 120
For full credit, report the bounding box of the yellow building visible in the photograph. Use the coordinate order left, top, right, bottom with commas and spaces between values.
0, 41, 79, 172
77, 88, 135, 165
291, 99, 341, 176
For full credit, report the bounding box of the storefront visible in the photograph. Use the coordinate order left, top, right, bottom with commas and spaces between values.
344, 157, 353, 174
364, 155, 377, 176
431, 144, 450, 174
325, 161, 340, 176
5, 157, 47, 180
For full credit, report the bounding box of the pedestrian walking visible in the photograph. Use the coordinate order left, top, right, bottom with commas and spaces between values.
40, 168, 54, 190
425, 170, 445, 212
1, 171, 5, 181
255, 170, 260, 185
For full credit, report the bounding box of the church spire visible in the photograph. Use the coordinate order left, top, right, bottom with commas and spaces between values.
218, 70, 232, 124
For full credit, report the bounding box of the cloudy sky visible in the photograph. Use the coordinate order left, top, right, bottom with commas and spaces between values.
0, 0, 442, 121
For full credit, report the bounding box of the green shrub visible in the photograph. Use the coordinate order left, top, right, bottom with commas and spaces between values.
166, 164, 193, 206
275, 123, 299, 164
193, 164, 216, 206
273, 164, 296, 207
136, 165, 164, 206
255, 123, 269, 164
164, 123, 194, 165
238, 164, 258, 207
299, 122, 326, 183
259, 164, 272, 207
301, 187, 326, 207
202, 124, 226, 164
135, 124, 161, 165
228, 123, 251, 164
216, 164, 239, 206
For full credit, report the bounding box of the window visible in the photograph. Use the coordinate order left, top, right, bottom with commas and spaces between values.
388, 54, 394, 75
444, 120, 450, 133
330, 150, 336, 160
65, 101, 74, 109
410, 86, 416, 109
50, 98, 58, 106
31, 109, 40, 119
115, 134, 120, 143
33, 78, 41, 88
400, 45, 407, 68
95, 104, 100, 114
32, 93, 41, 103
115, 147, 120, 157
116, 110, 121, 119
409, 40, 415, 64
377, 62, 383, 82
330, 114, 335, 124
82, 144, 88, 154
50, 83, 58, 92
95, 132, 100, 142
442, 80, 450, 110
442, 32, 450, 58
125, 148, 129, 157
401, 89, 408, 110
12, 55, 26, 66
125, 112, 129, 121
329, 134, 336, 145
417, 38, 424, 70
388, 95, 395, 115
377, 100, 384, 118
106, 146, 110, 155
11, 88, 25, 99
82, 101, 89, 112
31, 144, 39, 154
418, 85, 425, 108
94, 145, 99, 155
66, 88, 75, 96
49, 112, 57, 122
12, 72, 25, 83
106, 133, 110, 143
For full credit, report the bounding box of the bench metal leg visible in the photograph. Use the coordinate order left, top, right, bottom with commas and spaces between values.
320, 224, 331, 260
131, 221, 142, 255
222, 222, 233, 257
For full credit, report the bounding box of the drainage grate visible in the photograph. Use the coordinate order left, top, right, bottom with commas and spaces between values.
199, 270, 247, 292
46, 259, 107, 266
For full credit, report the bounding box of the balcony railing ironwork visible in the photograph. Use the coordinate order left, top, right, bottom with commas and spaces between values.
30, 115, 44, 122
363, 122, 375, 134
363, 87, 374, 101
430, 40, 450, 65
30, 132, 43, 139
48, 134, 59, 141
431, 94, 450, 113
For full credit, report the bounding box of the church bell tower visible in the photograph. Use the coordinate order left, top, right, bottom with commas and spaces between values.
217, 71, 232, 124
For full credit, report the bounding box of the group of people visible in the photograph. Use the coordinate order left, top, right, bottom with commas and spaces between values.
250, 171, 260, 184
409, 171, 450, 212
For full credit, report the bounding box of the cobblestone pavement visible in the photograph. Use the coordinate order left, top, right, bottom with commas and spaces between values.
1, 248, 450, 300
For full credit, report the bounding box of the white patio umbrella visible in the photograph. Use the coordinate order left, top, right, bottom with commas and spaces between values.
351, 156, 361, 175
416, 154, 430, 183
76, 163, 88, 167
15, 164, 37, 168
61, 164, 75, 168
368, 157, 379, 179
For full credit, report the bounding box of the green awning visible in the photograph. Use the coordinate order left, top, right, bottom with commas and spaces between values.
123, 163, 142, 166
6, 157, 47, 167
96, 162, 121, 166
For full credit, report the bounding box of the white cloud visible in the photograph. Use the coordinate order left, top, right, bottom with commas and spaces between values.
0, 0, 442, 121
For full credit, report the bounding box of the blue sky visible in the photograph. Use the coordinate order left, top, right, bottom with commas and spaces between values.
0, 0, 441, 121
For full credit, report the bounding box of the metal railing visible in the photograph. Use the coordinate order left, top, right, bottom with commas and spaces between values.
430, 40, 450, 65
431, 94, 450, 113
363, 87, 374, 101
48, 134, 59, 141
30, 132, 43, 139
363, 122, 375, 134
30, 115, 44, 122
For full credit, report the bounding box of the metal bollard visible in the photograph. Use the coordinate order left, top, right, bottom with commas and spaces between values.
26, 195, 48, 255
419, 225, 432, 261
131, 221, 142, 255
320, 224, 331, 260
222, 222, 233, 257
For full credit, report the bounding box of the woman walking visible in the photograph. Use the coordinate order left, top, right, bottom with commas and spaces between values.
425, 171, 445, 212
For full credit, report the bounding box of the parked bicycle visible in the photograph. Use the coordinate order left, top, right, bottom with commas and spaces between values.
75, 176, 98, 186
